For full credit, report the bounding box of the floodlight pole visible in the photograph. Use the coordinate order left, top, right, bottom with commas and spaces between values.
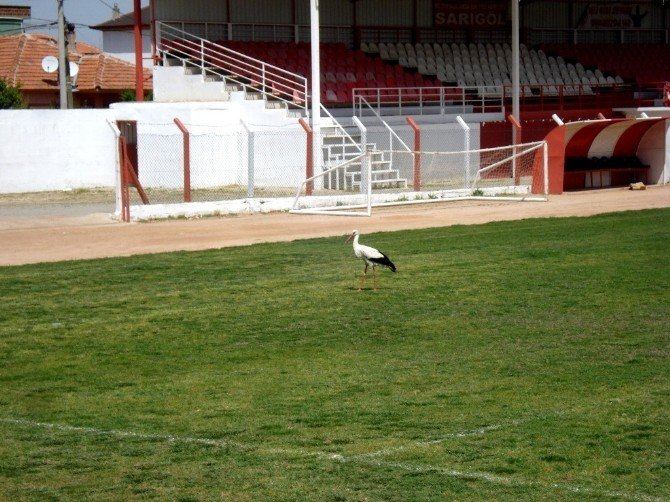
310, 0, 321, 175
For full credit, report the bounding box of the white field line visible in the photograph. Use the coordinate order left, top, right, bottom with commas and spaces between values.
352, 422, 510, 460
352, 413, 561, 460
0, 418, 251, 451
0, 417, 663, 502
345, 457, 664, 502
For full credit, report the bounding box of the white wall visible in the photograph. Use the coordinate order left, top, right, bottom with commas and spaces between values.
110, 100, 305, 190
0, 98, 306, 195
0, 109, 118, 193
637, 121, 668, 184
3, 103, 664, 197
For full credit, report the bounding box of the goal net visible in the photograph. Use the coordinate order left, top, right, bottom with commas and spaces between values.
290, 141, 547, 216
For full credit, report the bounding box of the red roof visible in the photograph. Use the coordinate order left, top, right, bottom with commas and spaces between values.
0, 33, 151, 93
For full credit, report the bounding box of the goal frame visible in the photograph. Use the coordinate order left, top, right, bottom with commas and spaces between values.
289, 151, 373, 216
290, 141, 549, 217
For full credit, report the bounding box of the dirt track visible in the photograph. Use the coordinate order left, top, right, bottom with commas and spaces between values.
0, 186, 668, 266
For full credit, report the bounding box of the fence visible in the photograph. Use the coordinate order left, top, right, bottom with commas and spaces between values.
119, 115, 549, 221
121, 121, 309, 217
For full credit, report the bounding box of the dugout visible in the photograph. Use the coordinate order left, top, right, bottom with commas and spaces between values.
542, 115, 670, 194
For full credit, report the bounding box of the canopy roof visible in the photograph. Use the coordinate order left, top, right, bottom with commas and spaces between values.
564, 117, 666, 158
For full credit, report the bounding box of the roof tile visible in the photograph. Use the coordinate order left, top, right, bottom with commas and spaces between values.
0, 33, 151, 92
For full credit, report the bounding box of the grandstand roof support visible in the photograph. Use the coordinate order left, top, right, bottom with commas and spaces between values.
511, 0, 520, 120
310, 0, 322, 173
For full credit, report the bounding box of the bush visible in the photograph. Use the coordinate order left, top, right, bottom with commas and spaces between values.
120, 89, 153, 102
0, 79, 26, 109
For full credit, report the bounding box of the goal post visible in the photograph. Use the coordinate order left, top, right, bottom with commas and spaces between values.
471, 140, 547, 195
290, 141, 548, 216
289, 151, 373, 216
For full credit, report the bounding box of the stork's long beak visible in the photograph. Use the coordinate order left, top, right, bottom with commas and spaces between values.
345, 233, 353, 243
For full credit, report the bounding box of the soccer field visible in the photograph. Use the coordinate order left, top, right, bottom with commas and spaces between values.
1, 209, 668, 500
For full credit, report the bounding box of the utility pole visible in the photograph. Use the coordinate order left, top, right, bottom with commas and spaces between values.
57, 0, 73, 108
57, 0, 67, 108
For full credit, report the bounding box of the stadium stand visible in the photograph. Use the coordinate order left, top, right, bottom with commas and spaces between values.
158, 31, 651, 113
541, 43, 670, 87
365, 40, 632, 99
154, 0, 670, 115
217, 41, 437, 105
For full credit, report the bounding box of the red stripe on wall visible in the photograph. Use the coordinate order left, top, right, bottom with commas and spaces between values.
612, 119, 663, 157
565, 121, 611, 158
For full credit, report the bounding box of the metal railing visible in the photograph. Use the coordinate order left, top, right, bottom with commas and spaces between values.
351, 81, 645, 116
318, 104, 365, 180
501, 82, 639, 112
320, 104, 362, 153
353, 86, 505, 117
353, 96, 413, 186
354, 96, 412, 153
526, 28, 668, 46
156, 21, 309, 114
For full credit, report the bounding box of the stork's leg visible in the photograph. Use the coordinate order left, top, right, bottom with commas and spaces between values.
358, 264, 368, 291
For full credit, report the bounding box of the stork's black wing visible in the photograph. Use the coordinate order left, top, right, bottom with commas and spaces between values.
370, 253, 396, 272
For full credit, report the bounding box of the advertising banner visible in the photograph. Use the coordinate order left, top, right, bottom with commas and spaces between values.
577, 3, 649, 29
434, 1, 508, 28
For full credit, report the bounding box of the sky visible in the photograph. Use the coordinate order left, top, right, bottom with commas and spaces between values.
3, 0, 150, 48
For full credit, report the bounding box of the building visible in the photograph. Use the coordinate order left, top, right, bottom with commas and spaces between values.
0, 33, 152, 108
90, 7, 152, 68
0, 5, 30, 37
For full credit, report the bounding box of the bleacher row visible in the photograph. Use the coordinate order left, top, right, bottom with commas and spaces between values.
541, 43, 670, 86
221, 40, 438, 104
165, 37, 665, 106
365, 41, 626, 96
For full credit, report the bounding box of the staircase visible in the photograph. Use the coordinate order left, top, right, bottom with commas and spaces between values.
156, 55, 305, 119
154, 21, 408, 192
155, 21, 308, 116
320, 121, 408, 191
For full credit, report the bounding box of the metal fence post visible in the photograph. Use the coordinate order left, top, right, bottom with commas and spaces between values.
361, 147, 371, 198
173, 118, 191, 202
406, 117, 421, 192
353, 116, 368, 195
507, 113, 522, 185
299, 118, 313, 196
240, 119, 254, 198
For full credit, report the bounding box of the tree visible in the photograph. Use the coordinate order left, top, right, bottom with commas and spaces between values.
0, 79, 26, 109
120, 89, 153, 102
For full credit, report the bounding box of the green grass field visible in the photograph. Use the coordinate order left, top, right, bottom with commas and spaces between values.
1, 208, 669, 500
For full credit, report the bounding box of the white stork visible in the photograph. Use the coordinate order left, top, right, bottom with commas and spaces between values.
345, 230, 396, 290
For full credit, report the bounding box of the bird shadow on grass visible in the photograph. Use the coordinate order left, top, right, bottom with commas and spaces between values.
345, 283, 390, 292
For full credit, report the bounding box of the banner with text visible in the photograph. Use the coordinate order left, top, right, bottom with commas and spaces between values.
434, 1, 508, 28
577, 3, 650, 29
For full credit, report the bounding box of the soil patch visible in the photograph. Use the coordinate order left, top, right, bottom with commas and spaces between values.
0, 186, 668, 266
